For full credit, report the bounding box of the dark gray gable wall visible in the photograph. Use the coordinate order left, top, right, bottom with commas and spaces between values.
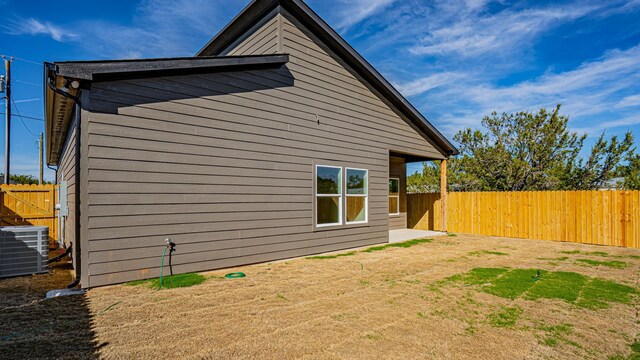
81, 11, 442, 287
225, 9, 281, 55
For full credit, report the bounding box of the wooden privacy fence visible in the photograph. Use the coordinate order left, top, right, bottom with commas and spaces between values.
0, 184, 58, 247
408, 190, 640, 249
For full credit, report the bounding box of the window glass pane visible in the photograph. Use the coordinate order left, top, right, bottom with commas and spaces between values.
347, 196, 366, 222
389, 178, 399, 195
347, 169, 367, 195
317, 166, 341, 195
389, 196, 399, 214
317, 196, 340, 224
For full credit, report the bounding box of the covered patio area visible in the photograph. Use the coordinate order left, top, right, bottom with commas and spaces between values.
389, 153, 449, 234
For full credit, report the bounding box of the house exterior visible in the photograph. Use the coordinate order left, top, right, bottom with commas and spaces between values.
44, 0, 457, 288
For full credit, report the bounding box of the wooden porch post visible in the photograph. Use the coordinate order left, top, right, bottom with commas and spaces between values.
440, 159, 447, 232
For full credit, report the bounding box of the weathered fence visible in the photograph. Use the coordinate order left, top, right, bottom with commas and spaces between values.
408, 190, 640, 249
0, 184, 58, 247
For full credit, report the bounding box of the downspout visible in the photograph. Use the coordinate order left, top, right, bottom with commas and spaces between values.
71, 101, 81, 289
47, 165, 58, 185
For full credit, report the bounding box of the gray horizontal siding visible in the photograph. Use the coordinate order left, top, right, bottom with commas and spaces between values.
87, 69, 435, 156
389, 214, 407, 230
280, 17, 445, 156
83, 12, 442, 286
226, 15, 279, 56
57, 113, 78, 269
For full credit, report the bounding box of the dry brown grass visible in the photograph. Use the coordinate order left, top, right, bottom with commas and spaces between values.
2, 234, 640, 359
0, 256, 101, 359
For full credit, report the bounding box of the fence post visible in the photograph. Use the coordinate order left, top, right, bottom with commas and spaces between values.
440, 159, 447, 232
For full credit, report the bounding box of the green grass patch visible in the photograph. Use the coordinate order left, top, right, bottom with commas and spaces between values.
588, 251, 610, 257
468, 250, 508, 256
578, 278, 636, 309
453, 267, 509, 285
125, 279, 151, 287
447, 233, 458, 237
484, 269, 538, 299
538, 323, 574, 347
576, 258, 629, 269
536, 256, 569, 261
362, 238, 432, 252
125, 273, 207, 289
444, 268, 637, 309
526, 271, 587, 302
561, 250, 611, 257
489, 306, 523, 328
306, 251, 357, 259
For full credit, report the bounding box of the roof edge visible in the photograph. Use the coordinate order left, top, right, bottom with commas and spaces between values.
53, 54, 289, 81
197, 0, 279, 56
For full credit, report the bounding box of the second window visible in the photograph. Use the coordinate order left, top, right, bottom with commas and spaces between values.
316, 165, 368, 227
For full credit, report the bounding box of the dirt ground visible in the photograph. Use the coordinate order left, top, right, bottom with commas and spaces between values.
1, 234, 639, 359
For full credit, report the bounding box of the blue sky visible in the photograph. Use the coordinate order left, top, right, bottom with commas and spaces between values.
1, 0, 639, 180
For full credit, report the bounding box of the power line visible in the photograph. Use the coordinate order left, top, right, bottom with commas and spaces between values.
0, 112, 43, 122
14, 80, 42, 88
11, 98, 39, 137
11, 57, 41, 66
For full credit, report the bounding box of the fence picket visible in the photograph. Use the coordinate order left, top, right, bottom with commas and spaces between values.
1, 184, 58, 247
408, 190, 640, 249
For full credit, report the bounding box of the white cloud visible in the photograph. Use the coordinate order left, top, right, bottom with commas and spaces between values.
76, 0, 243, 58
5, 0, 246, 59
410, 44, 640, 136
394, 72, 463, 97
409, 4, 598, 57
616, 94, 640, 108
5, 18, 77, 42
334, 0, 397, 31
572, 115, 640, 135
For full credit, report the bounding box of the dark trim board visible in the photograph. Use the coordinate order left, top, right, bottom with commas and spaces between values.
49, 54, 289, 81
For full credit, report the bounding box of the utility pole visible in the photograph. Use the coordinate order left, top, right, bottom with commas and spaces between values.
3, 56, 12, 185
39, 133, 43, 184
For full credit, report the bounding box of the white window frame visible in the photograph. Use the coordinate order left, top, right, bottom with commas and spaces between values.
345, 167, 368, 225
389, 177, 400, 216
315, 165, 343, 228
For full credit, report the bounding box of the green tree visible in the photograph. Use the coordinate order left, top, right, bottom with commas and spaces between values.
407, 105, 635, 192
0, 173, 51, 185
407, 159, 477, 192
621, 153, 640, 190
555, 131, 634, 190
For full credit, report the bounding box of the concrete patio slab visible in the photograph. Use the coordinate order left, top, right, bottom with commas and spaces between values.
389, 229, 447, 243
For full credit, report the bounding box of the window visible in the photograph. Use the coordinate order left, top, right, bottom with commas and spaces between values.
316, 165, 342, 226
315, 165, 369, 228
389, 178, 399, 215
345, 168, 368, 224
